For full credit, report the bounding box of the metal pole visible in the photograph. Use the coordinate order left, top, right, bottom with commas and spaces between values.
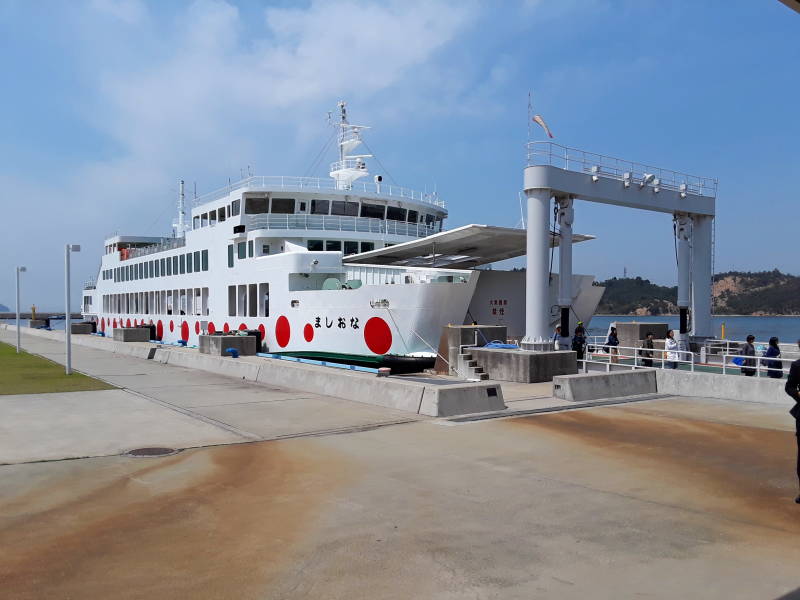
65, 245, 72, 375
15, 267, 21, 353
522, 189, 552, 346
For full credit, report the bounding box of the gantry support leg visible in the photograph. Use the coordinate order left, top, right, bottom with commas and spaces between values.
522, 189, 552, 347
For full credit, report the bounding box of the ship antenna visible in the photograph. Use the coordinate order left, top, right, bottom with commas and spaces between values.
177, 179, 185, 238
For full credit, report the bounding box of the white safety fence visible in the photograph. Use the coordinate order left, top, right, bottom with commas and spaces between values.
578, 343, 695, 373
720, 353, 794, 377
704, 338, 800, 359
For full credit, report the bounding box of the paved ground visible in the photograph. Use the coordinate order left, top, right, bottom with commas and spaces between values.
2, 329, 800, 599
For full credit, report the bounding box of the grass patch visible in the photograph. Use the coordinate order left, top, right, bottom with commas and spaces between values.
0, 342, 115, 395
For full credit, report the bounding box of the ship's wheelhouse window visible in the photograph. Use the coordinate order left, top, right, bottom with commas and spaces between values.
387, 206, 406, 221
201, 213, 208, 227
179, 254, 186, 274
360, 203, 385, 219
194, 251, 201, 271
173, 255, 178, 274
227, 245, 234, 268
193, 216, 200, 229
218, 208, 226, 223
186, 253, 193, 273
228, 286, 236, 316
307, 240, 323, 251
344, 241, 359, 256
330, 200, 359, 216
299, 201, 307, 212
326, 240, 341, 252
407, 209, 418, 223
245, 197, 268, 214
237, 242, 246, 259
310, 199, 329, 215
360, 242, 375, 253
271, 198, 294, 214
201, 249, 209, 271
231, 199, 240, 216
425, 214, 436, 226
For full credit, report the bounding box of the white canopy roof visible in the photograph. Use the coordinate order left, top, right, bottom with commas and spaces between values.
344, 224, 595, 269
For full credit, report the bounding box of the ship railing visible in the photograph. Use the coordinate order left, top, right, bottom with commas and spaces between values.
83, 278, 96, 290
527, 141, 718, 198
192, 176, 445, 209
247, 214, 438, 238
125, 237, 186, 260
330, 158, 367, 172
344, 263, 471, 287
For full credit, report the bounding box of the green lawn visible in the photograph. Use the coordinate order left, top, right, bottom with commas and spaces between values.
0, 342, 115, 395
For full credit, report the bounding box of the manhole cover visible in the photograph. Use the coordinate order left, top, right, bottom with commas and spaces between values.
126, 447, 179, 458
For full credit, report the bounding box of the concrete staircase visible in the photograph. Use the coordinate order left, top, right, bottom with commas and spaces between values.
458, 351, 489, 380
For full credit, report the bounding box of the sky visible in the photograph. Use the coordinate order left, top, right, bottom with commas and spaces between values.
0, 0, 797, 310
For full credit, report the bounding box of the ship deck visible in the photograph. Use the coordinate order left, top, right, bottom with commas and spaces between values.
2, 327, 799, 599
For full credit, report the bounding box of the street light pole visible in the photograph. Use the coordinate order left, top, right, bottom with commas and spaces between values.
65, 244, 80, 375
15, 266, 26, 353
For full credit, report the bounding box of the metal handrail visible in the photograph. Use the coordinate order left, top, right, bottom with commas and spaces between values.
704, 338, 800, 358
247, 214, 437, 238
584, 343, 695, 371
192, 175, 445, 209
124, 237, 186, 260
526, 141, 718, 198
721, 352, 794, 376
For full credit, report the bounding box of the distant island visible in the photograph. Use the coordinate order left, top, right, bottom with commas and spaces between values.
0, 303, 8, 312
594, 270, 800, 316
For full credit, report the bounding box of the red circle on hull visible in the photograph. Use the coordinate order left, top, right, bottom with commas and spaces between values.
208, 322, 216, 334
195, 321, 201, 335
100, 318, 105, 332
304, 323, 314, 342
364, 317, 392, 355
239, 323, 248, 331
181, 321, 189, 342
275, 316, 290, 348
223, 323, 230, 333
258, 324, 266, 342
169, 320, 174, 332
156, 320, 163, 339
126, 318, 132, 328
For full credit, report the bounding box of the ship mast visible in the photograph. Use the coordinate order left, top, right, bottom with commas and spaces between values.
329, 101, 372, 190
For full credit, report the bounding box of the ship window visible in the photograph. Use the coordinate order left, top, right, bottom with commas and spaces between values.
331, 200, 359, 216
201, 213, 208, 227
149, 261, 154, 278
307, 240, 323, 251
155, 260, 160, 277
344, 241, 359, 256
193, 216, 200, 229
387, 206, 406, 221
186, 253, 193, 273
360, 242, 375, 253
326, 240, 341, 252
262, 244, 270, 255
161, 258, 166, 276
237, 241, 246, 259
360, 203, 385, 219
179, 289, 187, 315
218, 209, 226, 223
247, 241, 253, 258
407, 209, 418, 223
245, 197, 268, 214
194, 251, 200, 271
258, 283, 269, 317
228, 285, 236, 316
201, 287, 208, 315
237, 285, 247, 316
310, 199, 329, 215
209, 210, 217, 226
248, 284, 257, 317
201, 249, 208, 271
271, 198, 294, 214
425, 214, 435, 225
299, 201, 307, 212
194, 288, 202, 315
231, 199, 240, 216
180, 254, 186, 274
173, 255, 178, 274
227, 244, 234, 268
138, 263, 143, 279
166, 257, 172, 276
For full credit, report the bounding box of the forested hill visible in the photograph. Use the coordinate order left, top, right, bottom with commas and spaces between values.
0, 303, 8, 312
595, 270, 800, 315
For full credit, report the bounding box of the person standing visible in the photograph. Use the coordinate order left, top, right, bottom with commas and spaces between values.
784, 340, 800, 503
739, 334, 757, 376
763, 337, 783, 379
571, 325, 586, 361
665, 329, 680, 369
552, 325, 562, 350
641, 331, 655, 368
606, 326, 620, 364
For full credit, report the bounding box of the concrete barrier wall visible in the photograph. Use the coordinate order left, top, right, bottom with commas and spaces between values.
2, 324, 504, 418
553, 370, 657, 402
656, 369, 790, 406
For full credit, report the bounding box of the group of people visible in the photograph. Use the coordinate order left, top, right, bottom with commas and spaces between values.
562, 326, 684, 368
737, 335, 785, 378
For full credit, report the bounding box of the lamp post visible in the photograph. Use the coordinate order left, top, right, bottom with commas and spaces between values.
15, 266, 26, 353
65, 244, 80, 375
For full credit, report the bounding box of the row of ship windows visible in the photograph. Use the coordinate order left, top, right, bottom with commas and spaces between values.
102, 288, 210, 316
192, 197, 441, 230
227, 283, 270, 318
224, 240, 377, 267
102, 250, 209, 282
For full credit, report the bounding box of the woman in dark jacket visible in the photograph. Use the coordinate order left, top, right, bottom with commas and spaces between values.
606, 326, 620, 364
572, 326, 587, 361
763, 336, 783, 379
740, 335, 757, 376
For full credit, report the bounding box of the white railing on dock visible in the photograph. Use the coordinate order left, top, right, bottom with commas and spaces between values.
578, 343, 695, 373
720, 353, 794, 377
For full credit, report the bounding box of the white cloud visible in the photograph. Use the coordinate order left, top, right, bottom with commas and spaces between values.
89, 0, 147, 24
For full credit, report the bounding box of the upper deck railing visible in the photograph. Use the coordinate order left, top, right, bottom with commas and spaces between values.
527, 141, 718, 198
192, 175, 446, 209
124, 236, 186, 260
248, 214, 438, 238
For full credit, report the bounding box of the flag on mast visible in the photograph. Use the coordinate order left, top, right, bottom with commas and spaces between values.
532, 114, 554, 139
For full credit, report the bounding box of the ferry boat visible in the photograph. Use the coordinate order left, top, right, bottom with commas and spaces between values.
81, 102, 604, 371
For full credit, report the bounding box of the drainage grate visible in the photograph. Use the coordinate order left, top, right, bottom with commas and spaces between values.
126, 447, 179, 458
